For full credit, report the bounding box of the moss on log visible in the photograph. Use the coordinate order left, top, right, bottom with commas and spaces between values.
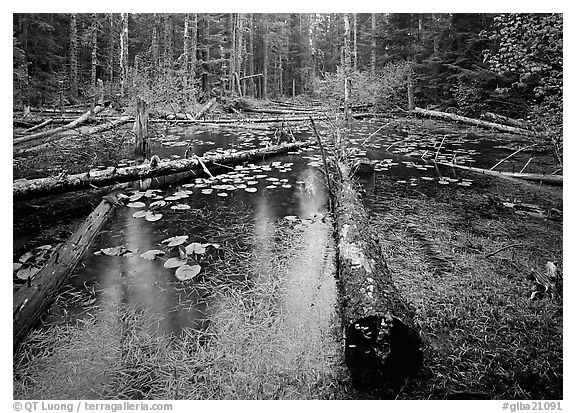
335, 161, 422, 379
14, 140, 314, 201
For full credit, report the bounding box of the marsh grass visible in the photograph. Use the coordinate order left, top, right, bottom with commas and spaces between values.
367, 171, 562, 399
14, 214, 348, 400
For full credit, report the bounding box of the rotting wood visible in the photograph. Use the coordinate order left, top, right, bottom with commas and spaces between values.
14, 103, 109, 146
413, 107, 538, 136
436, 161, 562, 186
14, 140, 314, 200
335, 160, 422, 380
13, 188, 126, 351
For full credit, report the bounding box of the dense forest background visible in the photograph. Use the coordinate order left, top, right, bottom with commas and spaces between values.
13, 13, 562, 130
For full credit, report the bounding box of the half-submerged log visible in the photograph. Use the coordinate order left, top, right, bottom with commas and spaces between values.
437, 161, 563, 186
413, 107, 537, 136
13, 189, 125, 351
86, 116, 131, 134
335, 161, 422, 380
13, 103, 109, 146
14, 140, 314, 200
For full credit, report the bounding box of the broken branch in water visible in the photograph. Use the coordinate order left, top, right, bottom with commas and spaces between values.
490, 144, 538, 171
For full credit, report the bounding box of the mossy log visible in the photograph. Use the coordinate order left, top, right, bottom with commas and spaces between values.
13, 140, 314, 201
13, 189, 125, 351
335, 161, 422, 379
413, 107, 537, 136
437, 161, 562, 186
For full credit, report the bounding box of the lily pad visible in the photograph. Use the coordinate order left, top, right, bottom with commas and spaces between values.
162, 235, 189, 247
127, 201, 146, 208
217, 192, 228, 197
244, 187, 257, 193
171, 204, 191, 210
140, 249, 165, 260
16, 266, 41, 280
145, 212, 163, 222
99, 246, 131, 256
149, 200, 167, 209
19, 251, 35, 264
133, 210, 148, 218
129, 192, 144, 202
13, 262, 23, 271
175, 264, 202, 281
185, 242, 206, 255
164, 257, 187, 268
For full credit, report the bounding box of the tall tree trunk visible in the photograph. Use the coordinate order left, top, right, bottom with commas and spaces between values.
108, 13, 114, 98
91, 13, 98, 113
248, 14, 255, 97
229, 13, 236, 95
353, 13, 358, 72
120, 13, 129, 97
371, 13, 377, 76
262, 16, 268, 100
163, 15, 173, 70
203, 15, 211, 94
70, 14, 78, 99
190, 13, 198, 83
151, 22, 159, 68
343, 14, 352, 118
183, 13, 190, 73
235, 13, 244, 95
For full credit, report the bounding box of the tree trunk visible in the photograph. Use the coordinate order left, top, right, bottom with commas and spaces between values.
91, 13, 98, 114
183, 13, 190, 76
133, 97, 149, 155
108, 13, 115, 98
87, 115, 130, 134
262, 16, 268, 100
353, 13, 358, 72
190, 13, 198, 83
481, 112, 534, 130
248, 14, 255, 97
13, 189, 126, 351
371, 13, 377, 76
70, 14, 78, 100
335, 160, 422, 378
343, 14, 352, 119
119, 13, 129, 97
163, 15, 173, 70
407, 65, 415, 110
413, 107, 538, 136
14, 141, 313, 201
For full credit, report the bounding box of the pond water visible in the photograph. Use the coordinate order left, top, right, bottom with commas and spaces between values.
15, 117, 551, 337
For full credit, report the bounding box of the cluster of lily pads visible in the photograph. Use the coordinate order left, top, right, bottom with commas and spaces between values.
13, 244, 56, 281
94, 234, 222, 282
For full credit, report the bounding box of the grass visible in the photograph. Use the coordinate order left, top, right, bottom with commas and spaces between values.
14, 212, 349, 400
367, 170, 563, 399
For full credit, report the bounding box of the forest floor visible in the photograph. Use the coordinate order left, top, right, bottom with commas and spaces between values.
12, 102, 563, 399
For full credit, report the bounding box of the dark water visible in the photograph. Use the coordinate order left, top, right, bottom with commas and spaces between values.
43, 134, 328, 335
17, 118, 551, 336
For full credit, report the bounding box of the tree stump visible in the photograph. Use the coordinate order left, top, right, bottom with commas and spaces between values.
133, 96, 149, 156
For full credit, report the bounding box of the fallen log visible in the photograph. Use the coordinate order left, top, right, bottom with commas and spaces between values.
23, 119, 53, 133
437, 161, 563, 185
481, 112, 535, 130
335, 160, 422, 379
86, 116, 131, 134
150, 115, 326, 124
413, 107, 537, 136
194, 97, 217, 119
13, 140, 314, 200
13, 104, 108, 146
13, 189, 125, 351
245, 107, 316, 115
